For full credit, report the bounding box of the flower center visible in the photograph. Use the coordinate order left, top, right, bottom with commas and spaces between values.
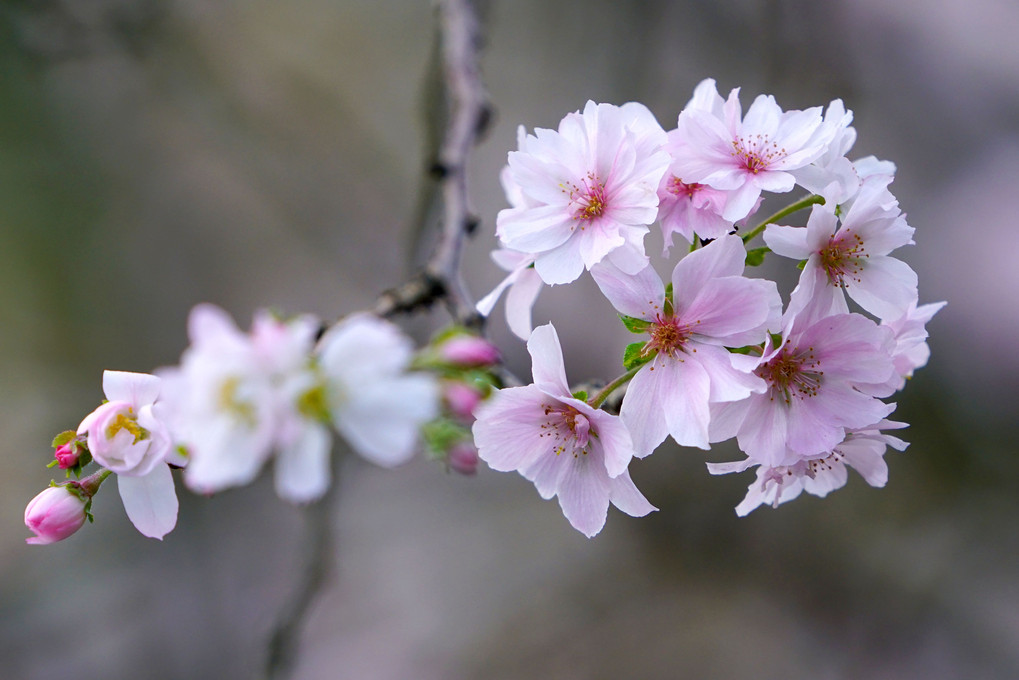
730, 133, 786, 174
667, 176, 703, 198
539, 404, 593, 457
219, 376, 258, 425
757, 343, 822, 404
565, 173, 608, 223
818, 230, 867, 288
643, 315, 693, 359
105, 409, 150, 444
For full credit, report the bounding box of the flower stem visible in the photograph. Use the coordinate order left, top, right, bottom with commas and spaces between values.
741, 194, 825, 244
588, 366, 641, 409
75, 468, 112, 497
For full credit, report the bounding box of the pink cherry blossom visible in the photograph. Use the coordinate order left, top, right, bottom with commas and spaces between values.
765, 176, 917, 324
789, 99, 861, 205
669, 79, 834, 222
77, 370, 178, 539
877, 300, 946, 393
708, 419, 908, 516
592, 235, 781, 455
709, 312, 897, 467
472, 324, 655, 537
496, 101, 670, 285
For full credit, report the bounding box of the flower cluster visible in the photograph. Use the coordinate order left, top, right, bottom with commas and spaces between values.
475, 78, 942, 532
25, 78, 942, 545
25, 306, 441, 543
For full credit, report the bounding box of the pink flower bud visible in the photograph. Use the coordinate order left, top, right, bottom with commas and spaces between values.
447, 442, 479, 476
54, 443, 79, 469
438, 336, 500, 367
24, 486, 88, 545
443, 381, 484, 421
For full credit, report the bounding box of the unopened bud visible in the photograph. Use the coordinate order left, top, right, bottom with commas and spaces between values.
24, 486, 88, 545
438, 336, 501, 367
443, 381, 484, 421
447, 442, 479, 476
54, 443, 80, 470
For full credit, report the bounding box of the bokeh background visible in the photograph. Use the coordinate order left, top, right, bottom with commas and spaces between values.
2, 1, 1017, 678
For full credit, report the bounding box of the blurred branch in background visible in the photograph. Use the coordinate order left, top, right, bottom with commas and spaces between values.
267, 2, 491, 678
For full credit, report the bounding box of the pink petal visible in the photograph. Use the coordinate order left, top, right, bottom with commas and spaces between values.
526, 324, 570, 397
590, 261, 665, 321
555, 456, 611, 537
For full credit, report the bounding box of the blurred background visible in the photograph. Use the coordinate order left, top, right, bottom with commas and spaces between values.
1, 0, 1016, 678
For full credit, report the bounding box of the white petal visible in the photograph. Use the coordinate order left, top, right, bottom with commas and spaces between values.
118, 465, 178, 540
103, 371, 161, 408
274, 422, 332, 503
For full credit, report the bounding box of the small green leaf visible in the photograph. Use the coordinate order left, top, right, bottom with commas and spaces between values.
618, 314, 651, 334
769, 332, 784, 348
745, 246, 770, 267
796, 259, 807, 270
623, 342, 652, 371
571, 390, 588, 402
52, 430, 76, 448
727, 345, 757, 355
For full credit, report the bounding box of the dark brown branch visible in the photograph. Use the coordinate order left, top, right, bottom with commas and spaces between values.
373, 0, 491, 328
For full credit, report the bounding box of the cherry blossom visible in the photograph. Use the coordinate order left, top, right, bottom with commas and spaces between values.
592, 235, 781, 455
158, 305, 327, 503
317, 313, 439, 469
709, 312, 897, 467
765, 176, 917, 324
77, 371, 178, 539
708, 419, 908, 515
669, 79, 834, 222
472, 324, 655, 537
496, 101, 670, 285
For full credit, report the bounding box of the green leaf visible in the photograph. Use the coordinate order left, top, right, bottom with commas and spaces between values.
51, 430, 76, 448
623, 342, 652, 371
745, 246, 770, 267
571, 390, 588, 402
618, 314, 651, 334
421, 418, 470, 457
796, 259, 807, 270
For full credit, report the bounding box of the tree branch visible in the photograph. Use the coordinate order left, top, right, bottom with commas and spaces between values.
375, 0, 491, 327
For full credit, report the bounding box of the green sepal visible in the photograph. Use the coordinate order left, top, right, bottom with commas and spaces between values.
421, 418, 470, 458
663, 282, 675, 317
769, 332, 784, 348
618, 314, 652, 334
745, 247, 770, 267
623, 342, 652, 371
796, 259, 807, 270
571, 390, 588, 402
52, 430, 77, 448
727, 345, 758, 355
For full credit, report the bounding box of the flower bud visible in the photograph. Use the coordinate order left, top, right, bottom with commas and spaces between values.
54, 443, 80, 470
438, 336, 501, 367
447, 441, 479, 476
443, 381, 484, 421
24, 486, 88, 545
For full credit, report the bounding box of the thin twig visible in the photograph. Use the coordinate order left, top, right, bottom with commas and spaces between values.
374, 0, 491, 327
263, 465, 339, 680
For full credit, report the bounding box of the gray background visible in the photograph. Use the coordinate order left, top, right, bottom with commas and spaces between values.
1, 1, 1016, 678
